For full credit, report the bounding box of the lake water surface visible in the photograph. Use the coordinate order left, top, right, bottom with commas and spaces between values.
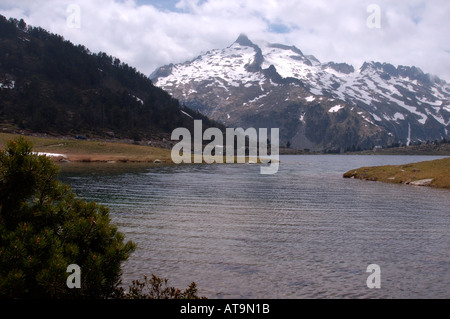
59, 155, 450, 299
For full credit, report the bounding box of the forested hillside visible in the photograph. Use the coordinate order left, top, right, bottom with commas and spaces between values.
0, 15, 221, 141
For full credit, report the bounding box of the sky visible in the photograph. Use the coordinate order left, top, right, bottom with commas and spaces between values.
1, 0, 449, 82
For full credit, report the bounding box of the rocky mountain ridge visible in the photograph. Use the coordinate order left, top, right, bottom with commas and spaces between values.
152, 34, 450, 151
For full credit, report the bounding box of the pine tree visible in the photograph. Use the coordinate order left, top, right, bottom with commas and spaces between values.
0, 137, 136, 298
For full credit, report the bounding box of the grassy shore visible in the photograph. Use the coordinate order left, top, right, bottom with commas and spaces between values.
0, 133, 173, 163
343, 157, 450, 189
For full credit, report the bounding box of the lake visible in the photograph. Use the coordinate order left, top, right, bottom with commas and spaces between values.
59, 155, 450, 299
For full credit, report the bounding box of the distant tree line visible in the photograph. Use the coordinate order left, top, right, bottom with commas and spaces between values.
386, 137, 449, 149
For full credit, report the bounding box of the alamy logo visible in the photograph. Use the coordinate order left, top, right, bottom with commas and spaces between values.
66, 264, 81, 289
66, 4, 81, 29
171, 120, 280, 174
366, 264, 381, 289
367, 4, 381, 29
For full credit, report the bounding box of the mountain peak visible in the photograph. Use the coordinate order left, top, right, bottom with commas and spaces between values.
267, 43, 304, 57
234, 33, 255, 47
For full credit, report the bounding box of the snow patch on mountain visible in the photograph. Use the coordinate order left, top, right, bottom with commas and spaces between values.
329, 105, 344, 113
181, 110, 193, 119
393, 112, 405, 121
157, 43, 266, 92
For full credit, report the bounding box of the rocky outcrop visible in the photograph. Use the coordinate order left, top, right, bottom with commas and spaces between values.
408, 179, 434, 186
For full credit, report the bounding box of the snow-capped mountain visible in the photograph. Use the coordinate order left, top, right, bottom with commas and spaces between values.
151, 34, 450, 151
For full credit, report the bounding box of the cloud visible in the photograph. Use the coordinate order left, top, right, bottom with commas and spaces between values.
0, 0, 449, 81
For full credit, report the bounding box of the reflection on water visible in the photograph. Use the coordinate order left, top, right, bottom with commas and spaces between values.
59, 155, 450, 299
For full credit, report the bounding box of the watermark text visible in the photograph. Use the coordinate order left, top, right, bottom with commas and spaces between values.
66, 264, 81, 289
366, 264, 381, 289
367, 4, 381, 29
171, 120, 279, 174
66, 4, 81, 29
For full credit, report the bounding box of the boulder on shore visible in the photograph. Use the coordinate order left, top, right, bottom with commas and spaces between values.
409, 179, 433, 187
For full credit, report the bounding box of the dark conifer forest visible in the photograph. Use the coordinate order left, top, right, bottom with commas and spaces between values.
0, 15, 222, 140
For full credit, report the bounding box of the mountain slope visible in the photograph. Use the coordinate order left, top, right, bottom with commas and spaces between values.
152, 34, 450, 151
0, 15, 221, 142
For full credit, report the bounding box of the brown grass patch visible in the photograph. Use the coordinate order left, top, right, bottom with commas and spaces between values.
344, 157, 450, 189
0, 133, 172, 163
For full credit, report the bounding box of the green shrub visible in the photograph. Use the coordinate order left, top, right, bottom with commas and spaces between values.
0, 137, 136, 298
119, 274, 205, 299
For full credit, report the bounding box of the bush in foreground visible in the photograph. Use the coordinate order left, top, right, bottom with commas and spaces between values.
0, 137, 137, 298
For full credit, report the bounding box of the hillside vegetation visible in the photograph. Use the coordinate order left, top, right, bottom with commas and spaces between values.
0, 15, 222, 141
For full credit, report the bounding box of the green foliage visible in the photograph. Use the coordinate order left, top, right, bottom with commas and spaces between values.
120, 274, 205, 299
0, 137, 136, 298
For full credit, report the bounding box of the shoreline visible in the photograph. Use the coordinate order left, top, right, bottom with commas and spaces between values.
343, 157, 450, 190
0, 132, 173, 164
2, 132, 449, 166
0, 133, 276, 167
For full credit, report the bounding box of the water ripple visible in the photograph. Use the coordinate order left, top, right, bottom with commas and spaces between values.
60, 155, 450, 299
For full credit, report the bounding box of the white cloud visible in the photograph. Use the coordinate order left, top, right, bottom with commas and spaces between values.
0, 0, 449, 81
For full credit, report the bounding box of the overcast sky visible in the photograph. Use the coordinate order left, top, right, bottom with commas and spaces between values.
1, 0, 449, 81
